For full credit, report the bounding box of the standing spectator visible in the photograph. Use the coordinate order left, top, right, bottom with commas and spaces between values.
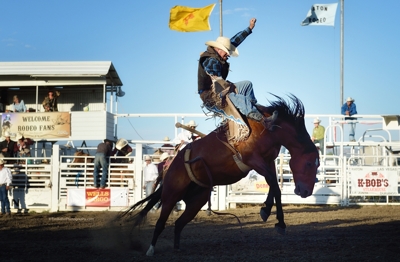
311, 118, 325, 154
143, 155, 158, 197
341, 97, 358, 142
161, 136, 174, 155
0, 131, 17, 157
113, 138, 133, 163
0, 159, 12, 216
42, 90, 60, 112
93, 139, 113, 189
173, 120, 200, 151
9, 95, 27, 112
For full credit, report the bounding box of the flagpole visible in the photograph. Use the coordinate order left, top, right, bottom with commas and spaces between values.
340, 0, 344, 107
219, 0, 223, 36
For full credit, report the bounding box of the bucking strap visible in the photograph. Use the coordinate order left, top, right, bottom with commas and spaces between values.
184, 148, 209, 188
232, 153, 252, 173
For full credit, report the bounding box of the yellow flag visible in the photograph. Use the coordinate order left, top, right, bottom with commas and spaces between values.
169, 4, 215, 32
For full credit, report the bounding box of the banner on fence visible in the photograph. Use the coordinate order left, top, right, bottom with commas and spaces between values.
231, 171, 270, 193
349, 167, 398, 195
67, 188, 129, 207
2, 112, 71, 139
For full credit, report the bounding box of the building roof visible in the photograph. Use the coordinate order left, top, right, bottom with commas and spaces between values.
0, 61, 122, 86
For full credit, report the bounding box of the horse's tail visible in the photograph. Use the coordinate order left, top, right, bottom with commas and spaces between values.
116, 185, 162, 227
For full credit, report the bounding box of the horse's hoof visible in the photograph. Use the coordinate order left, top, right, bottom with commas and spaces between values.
146, 245, 155, 256
206, 209, 211, 216
259, 208, 270, 222
275, 225, 286, 235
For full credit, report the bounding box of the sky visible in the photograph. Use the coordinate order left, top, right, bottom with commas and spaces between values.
1, 0, 400, 145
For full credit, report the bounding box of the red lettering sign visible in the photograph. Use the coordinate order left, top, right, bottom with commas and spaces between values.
85, 189, 110, 207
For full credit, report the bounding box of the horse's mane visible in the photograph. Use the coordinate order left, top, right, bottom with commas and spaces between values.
261, 94, 305, 123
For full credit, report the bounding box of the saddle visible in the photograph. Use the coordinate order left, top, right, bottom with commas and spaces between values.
201, 79, 250, 145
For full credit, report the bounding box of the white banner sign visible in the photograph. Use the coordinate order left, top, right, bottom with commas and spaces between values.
67, 188, 129, 207
349, 167, 399, 195
301, 3, 338, 26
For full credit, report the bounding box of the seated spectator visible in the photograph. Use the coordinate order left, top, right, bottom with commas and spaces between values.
9, 95, 27, 112
16, 133, 34, 157
0, 132, 17, 157
42, 90, 60, 112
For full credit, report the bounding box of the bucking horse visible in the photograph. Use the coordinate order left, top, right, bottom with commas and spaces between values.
119, 94, 320, 256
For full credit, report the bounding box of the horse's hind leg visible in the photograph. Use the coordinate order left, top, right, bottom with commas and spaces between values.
174, 186, 209, 251
146, 196, 179, 256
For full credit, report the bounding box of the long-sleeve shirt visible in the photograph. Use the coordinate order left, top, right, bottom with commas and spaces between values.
143, 163, 158, 182
10, 100, 27, 112
202, 27, 252, 77
173, 130, 197, 150
96, 142, 112, 156
0, 167, 12, 186
341, 103, 357, 116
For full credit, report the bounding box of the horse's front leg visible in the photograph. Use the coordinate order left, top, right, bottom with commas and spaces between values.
260, 189, 273, 222
270, 182, 286, 234
258, 161, 286, 234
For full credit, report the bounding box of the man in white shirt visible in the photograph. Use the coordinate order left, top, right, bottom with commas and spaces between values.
173, 120, 200, 151
143, 155, 158, 197
0, 159, 12, 216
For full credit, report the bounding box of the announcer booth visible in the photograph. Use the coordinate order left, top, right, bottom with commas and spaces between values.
0, 61, 134, 212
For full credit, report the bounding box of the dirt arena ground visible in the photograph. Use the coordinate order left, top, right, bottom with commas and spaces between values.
1, 205, 400, 262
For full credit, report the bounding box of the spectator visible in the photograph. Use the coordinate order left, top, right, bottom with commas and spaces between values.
173, 120, 200, 151
9, 95, 27, 112
42, 90, 60, 112
93, 139, 113, 189
0, 131, 17, 157
143, 155, 158, 198
161, 136, 174, 155
113, 138, 133, 163
16, 133, 34, 157
311, 118, 325, 154
0, 159, 12, 216
341, 97, 358, 142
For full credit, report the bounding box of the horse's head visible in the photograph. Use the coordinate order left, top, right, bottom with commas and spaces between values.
262, 94, 320, 198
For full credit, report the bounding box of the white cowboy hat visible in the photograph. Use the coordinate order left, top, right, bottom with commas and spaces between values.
163, 136, 170, 141
160, 152, 169, 162
313, 118, 321, 124
144, 155, 152, 161
0, 159, 4, 165
4, 131, 11, 137
116, 138, 128, 150
205, 36, 239, 57
187, 120, 198, 127
346, 97, 355, 102
16, 133, 23, 141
